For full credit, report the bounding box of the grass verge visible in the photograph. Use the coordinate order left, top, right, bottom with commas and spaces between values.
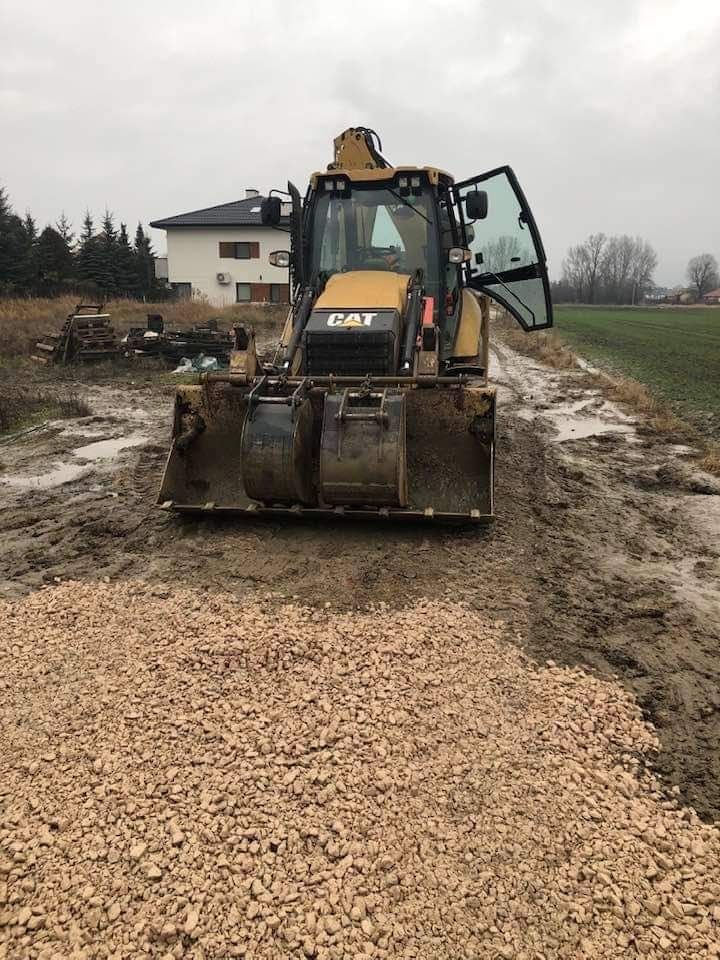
553, 305, 720, 439
497, 314, 720, 477
0, 384, 91, 435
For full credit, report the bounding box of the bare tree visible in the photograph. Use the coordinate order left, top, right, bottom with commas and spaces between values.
631, 239, 658, 304
483, 235, 530, 272
600, 236, 634, 303
561, 243, 590, 302
686, 253, 719, 299
561, 233, 606, 302
585, 233, 607, 304
563, 233, 658, 304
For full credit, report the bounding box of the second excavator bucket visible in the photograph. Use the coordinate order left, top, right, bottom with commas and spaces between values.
157, 379, 495, 522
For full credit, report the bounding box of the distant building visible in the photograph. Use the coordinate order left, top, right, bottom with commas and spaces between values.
655, 288, 697, 306
150, 190, 290, 306
702, 287, 720, 305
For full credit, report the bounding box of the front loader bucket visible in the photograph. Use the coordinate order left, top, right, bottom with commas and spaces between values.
158, 382, 495, 523
158, 384, 252, 511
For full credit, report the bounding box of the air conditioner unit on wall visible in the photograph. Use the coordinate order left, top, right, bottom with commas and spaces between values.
217, 272, 231, 284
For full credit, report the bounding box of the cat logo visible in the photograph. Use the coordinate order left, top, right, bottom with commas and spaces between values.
326, 312, 377, 328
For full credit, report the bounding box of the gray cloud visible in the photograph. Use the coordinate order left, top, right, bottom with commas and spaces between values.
2, 0, 718, 284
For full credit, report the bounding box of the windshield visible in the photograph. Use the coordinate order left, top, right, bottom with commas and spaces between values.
309, 186, 439, 294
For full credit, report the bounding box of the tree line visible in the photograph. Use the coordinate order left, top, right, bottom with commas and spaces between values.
554, 234, 658, 305
0, 184, 167, 300
554, 232, 720, 304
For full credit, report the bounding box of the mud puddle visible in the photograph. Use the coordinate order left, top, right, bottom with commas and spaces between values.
0, 384, 165, 495
1, 434, 148, 490
497, 348, 637, 444
546, 397, 635, 442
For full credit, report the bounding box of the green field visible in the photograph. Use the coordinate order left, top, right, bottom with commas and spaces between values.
553, 306, 720, 437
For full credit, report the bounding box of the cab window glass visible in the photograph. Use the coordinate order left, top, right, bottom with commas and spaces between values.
455, 167, 552, 330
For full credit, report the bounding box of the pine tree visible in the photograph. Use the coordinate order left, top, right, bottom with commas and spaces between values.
23, 212, 38, 245
56, 212, 75, 250
37, 226, 75, 288
21, 212, 40, 290
116, 222, 137, 296
0, 186, 33, 292
54, 213, 77, 284
77, 210, 104, 293
80, 210, 94, 245
134, 222, 155, 298
0, 185, 11, 220
97, 208, 119, 293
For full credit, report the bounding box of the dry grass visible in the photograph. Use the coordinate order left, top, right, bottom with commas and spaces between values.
0, 296, 288, 357
0, 383, 90, 434
501, 325, 578, 370
698, 445, 720, 475
599, 377, 688, 434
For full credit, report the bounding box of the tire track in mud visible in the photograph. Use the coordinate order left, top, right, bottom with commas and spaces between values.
490, 340, 720, 821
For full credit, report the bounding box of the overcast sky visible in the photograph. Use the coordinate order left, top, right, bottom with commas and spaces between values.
2, 0, 719, 285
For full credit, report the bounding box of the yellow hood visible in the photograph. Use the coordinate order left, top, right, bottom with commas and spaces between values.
315, 271, 410, 313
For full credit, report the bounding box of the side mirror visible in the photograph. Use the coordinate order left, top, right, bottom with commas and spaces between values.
465, 190, 488, 220
269, 250, 290, 268
261, 196, 282, 226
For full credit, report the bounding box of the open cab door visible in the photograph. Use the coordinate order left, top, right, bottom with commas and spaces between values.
454, 167, 553, 331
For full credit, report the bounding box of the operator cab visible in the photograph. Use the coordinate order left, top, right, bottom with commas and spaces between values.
307, 171, 442, 307
264, 163, 552, 340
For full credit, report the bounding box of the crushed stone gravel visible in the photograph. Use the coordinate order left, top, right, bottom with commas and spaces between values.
0, 581, 719, 959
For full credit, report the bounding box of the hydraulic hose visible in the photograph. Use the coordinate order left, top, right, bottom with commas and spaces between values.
282, 285, 315, 373
401, 271, 424, 374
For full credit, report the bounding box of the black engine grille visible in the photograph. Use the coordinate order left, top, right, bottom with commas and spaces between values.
302, 308, 402, 377
304, 330, 397, 376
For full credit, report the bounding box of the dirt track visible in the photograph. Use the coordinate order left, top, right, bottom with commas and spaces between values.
1, 333, 719, 830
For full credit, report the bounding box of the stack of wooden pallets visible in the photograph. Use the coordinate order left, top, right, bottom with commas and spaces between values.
33, 304, 120, 364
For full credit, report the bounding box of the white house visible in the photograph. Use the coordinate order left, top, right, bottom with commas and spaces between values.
150, 189, 290, 306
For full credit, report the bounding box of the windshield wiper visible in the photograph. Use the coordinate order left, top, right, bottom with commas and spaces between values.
387, 189, 432, 225
479, 268, 536, 323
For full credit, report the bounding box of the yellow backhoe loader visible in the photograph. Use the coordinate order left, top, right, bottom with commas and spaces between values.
158, 127, 552, 522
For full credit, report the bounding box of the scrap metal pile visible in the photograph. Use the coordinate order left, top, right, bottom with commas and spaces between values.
122, 316, 233, 365
32, 309, 234, 367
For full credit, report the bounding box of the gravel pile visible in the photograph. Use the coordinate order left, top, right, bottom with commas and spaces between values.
1, 582, 719, 960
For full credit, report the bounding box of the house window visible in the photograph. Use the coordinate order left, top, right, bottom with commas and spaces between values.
219, 241, 259, 259
236, 283, 252, 303
270, 283, 283, 303
171, 282, 192, 300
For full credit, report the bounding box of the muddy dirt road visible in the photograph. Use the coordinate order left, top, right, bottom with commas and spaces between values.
1, 336, 719, 823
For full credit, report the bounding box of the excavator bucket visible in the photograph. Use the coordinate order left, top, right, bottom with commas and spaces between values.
157, 380, 495, 523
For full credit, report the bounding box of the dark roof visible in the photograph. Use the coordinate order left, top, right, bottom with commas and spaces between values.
150, 196, 287, 229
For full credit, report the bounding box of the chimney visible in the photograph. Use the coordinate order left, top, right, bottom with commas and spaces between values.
245, 188, 259, 199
